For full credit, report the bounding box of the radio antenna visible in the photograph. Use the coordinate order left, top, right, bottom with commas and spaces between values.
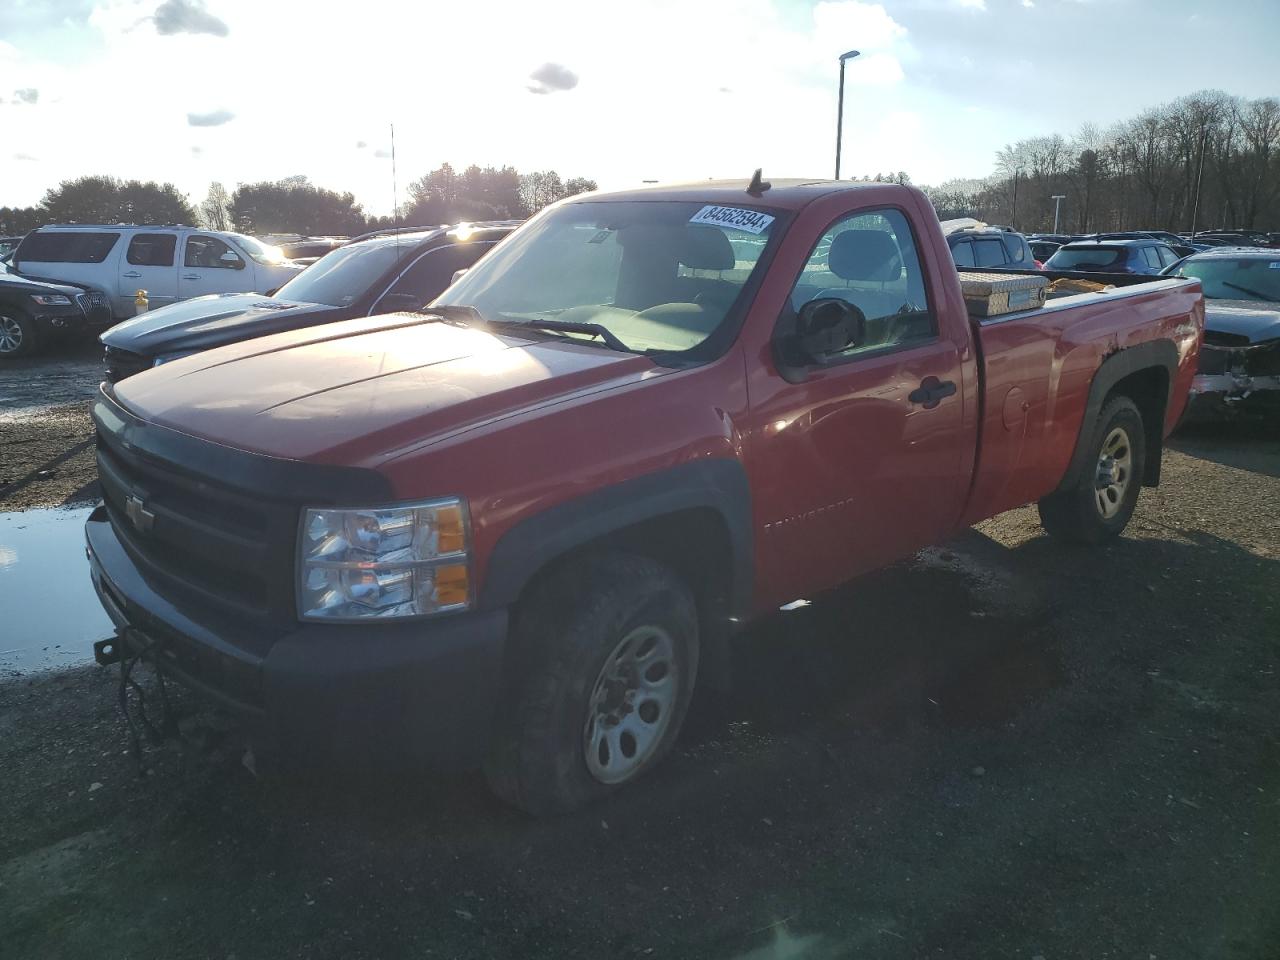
391, 122, 401, 240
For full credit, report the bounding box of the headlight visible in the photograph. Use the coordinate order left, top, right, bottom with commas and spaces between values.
296, 498, 471, 621
31, 294, 72, 306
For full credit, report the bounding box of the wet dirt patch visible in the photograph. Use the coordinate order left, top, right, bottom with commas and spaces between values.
0, 405, 98, 511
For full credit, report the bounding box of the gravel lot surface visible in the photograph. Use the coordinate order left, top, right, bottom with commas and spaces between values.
0, 342, 102, 511
1, 353, 1278, 959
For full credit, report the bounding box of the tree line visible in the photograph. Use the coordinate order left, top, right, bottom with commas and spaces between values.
0, 163, 599, 238
923, 90, 1280, 234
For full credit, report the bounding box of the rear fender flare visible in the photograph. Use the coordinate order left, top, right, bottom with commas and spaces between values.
1056, 339, 1178, 493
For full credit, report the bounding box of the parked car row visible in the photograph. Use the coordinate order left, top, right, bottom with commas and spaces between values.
8, 224, 303, 320
101, 221, 518, 379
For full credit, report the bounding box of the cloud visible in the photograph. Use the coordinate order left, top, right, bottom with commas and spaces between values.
355, 140, 368, 149
12, 88, 39, 104
190, 145, 203, 155
1021, 0, 1034, 6
954, 0, 986, 9
187, 108, 234, 126
13, 152, 38, 161
153, 0, 229, 37
526, 62, 579, 95
372, 148, 392, 158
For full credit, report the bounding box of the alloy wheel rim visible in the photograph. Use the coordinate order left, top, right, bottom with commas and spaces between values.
1094, 426, 1132, 519
0, 315, 22, 353
583, 625, 679, 785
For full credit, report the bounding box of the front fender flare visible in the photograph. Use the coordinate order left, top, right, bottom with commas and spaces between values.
478, 459, 754, 618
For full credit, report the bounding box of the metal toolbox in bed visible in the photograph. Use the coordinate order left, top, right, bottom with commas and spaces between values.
958, 271, 1049, 318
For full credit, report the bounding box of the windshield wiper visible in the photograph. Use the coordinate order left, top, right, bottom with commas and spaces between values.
496, 318, 635, 353
1221, 280, 1278, 302
423, 304, 484, 323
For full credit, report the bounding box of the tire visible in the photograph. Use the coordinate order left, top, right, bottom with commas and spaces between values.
0, 309, 38, 359
1039, 395, 1146, 544
484, 552, 700, 815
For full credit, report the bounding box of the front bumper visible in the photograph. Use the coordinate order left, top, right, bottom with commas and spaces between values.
1187, 337, 1280, 418
85, 506, 508, 767
32, 303, 92, 334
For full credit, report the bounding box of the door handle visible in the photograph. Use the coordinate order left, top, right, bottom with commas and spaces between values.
182, 274, 200, 280
908, 377, 957, 409
122, 271, 142, 278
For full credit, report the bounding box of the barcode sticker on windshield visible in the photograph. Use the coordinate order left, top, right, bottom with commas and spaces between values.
689, 205, 775, 235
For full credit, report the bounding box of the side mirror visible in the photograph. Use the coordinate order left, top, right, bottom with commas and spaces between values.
377, 292, 425, 313
450, 268, 469, 286
221, 251, 246, 270
793, 298, 866, 361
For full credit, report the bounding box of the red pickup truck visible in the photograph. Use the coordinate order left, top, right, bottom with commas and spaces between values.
85, 179, 1203, 813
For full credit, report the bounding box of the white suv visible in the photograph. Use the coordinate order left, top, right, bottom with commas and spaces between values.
11, 225, 304, 319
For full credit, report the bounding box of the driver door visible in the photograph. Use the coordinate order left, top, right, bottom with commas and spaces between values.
181, 235, 253, 298
746, 207, 968, 606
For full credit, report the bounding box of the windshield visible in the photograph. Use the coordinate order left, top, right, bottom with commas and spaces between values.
273, 241, 416, 306
435, 199, 780, 353
228, 233, 287, 265
1046, 246, 1124, 270
1170, 256, 1280, 302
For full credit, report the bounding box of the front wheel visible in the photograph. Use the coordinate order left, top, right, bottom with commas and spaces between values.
1038, 395, 1146, 544
0, 310, 38, 359
484, 552, 699, 815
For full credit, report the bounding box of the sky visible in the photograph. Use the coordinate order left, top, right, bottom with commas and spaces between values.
1, 0, 1277, 216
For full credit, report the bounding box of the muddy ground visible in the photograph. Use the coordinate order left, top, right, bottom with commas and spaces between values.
1, 352, 1278, 959
0, 341, 102, 511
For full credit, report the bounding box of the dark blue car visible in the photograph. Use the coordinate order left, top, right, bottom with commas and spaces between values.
1044, 238, 1181, 275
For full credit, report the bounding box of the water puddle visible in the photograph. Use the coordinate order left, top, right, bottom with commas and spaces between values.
0, 506, 112, 676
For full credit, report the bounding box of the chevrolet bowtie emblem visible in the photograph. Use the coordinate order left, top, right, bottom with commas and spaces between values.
125, 494, 155, 534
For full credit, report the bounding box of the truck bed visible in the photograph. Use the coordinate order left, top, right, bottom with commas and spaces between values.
960, 272, 1203, 526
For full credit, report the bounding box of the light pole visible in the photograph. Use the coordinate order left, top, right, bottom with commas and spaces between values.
1011, 168, 1021, 230
1189, 127, 1208, 239
1051, 194, 1066, 234
834, 49, 860, 180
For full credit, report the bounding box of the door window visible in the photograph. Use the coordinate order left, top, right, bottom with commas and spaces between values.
788, 207, 935, 360
974, 238, 1007, 267
378, 243, 494, 311
185, 235, 242, 269
1141, 247, 1162, 269
126, 233, 176, 267
951, 240, 975, 268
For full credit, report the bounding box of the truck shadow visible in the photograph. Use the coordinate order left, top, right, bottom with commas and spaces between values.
135, 523, 1276, 837
1169, 420, 1280, 479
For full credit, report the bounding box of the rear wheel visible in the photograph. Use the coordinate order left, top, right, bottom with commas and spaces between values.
0, 310, 38, 359
484, 552, 699, 815
1039, 396, 1146, 544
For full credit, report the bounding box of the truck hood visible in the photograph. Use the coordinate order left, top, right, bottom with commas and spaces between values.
111, 313, 661, 464
100, 293, 340, 355
1204, 298, 1280, 344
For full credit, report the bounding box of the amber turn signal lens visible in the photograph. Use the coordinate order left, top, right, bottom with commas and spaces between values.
434, 504, 466, 555
433, 563, 469, 607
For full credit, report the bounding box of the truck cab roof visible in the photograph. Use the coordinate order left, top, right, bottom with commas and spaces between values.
573, 178, 866, 212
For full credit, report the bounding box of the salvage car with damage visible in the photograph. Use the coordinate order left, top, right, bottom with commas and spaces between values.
84, 177, 1204, 814
1162, 247, 1279, 417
